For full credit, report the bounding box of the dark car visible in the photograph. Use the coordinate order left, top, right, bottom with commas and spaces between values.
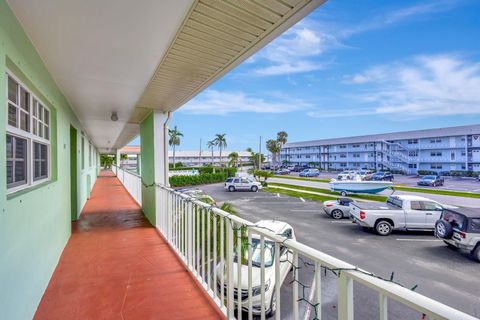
417, 175, 444, 187
292, 165, 308, 172
371, 171, 394, 181
435, 208, 480, 262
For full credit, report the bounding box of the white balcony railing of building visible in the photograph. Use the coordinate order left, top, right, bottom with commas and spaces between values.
112, 165, 476, 320
112, 165, 142, 206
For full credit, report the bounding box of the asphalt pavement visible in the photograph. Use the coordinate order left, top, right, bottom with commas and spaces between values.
200, 183, 480, 320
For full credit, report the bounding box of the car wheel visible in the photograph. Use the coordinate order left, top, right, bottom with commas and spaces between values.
251, 185, 258, 192
375, 220, 393, 236
340, 191, 348, 196
331, 209, 343, 220
472, 245, 480, 262
266, 287, 277, 317
228, 186, 236, 192
435, 220, 453, 239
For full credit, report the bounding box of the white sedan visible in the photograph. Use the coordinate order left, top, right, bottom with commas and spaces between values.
216, 220, 295, 317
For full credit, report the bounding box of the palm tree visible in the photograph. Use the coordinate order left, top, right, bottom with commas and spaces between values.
168, 126, 183, 168
228, 152, 239, 167
213, 134, 227, 166
266, 139, 281, 167
277, 131, 288, 146
207, 140, 216, 166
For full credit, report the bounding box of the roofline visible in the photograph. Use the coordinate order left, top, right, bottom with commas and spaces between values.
283, 124, 480, 148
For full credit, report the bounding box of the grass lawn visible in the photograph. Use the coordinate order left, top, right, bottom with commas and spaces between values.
393, 186, 480, 199
263, 187, 337, 202
273, 175, 331, 183
268, 182, 388, 202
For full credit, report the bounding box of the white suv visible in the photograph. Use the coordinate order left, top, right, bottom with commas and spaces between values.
215, 220, 295, 316
225, 177, 262, 192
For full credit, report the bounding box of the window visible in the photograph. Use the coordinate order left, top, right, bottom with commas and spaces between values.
430, 151, 442, 157
408, 151, 418, 156
353, 153, 360, 158
408, 163, 417, 168
352, 144, 360, 148
6, 135, 27, 188
431, 164, 443, 169
339, 145, 347, 149
421, 201, 443, 211
6, 72, 50, 191
408, 139, 418, 144
451, 152, 455, 161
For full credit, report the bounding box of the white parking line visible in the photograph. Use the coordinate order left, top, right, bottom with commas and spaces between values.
277, 193, 280, 197
300, 197, 305, 202
396, 239, 442, 242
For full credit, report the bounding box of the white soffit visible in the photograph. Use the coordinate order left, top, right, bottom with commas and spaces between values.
7, 0, 193, 151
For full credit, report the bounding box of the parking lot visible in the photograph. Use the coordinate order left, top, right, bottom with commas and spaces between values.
201, 183, 480, 319
287, 171, 480, 192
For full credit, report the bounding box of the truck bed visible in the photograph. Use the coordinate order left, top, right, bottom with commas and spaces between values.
352, 202, 399, 211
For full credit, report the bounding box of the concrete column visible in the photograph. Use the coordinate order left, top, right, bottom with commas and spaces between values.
116, 149, 121, 167
137, 154, 141, 175
140, 110, 170, 226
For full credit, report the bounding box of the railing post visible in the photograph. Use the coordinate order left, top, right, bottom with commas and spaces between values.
227, 220, 234, 319
379, 292, 388, 320
338, 272, 354, 320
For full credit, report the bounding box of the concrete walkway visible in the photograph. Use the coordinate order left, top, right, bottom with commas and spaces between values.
34, 170, 223, 320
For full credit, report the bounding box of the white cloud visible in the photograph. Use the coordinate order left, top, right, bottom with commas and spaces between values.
317, 55, 480, 119
181, 90, 311, 115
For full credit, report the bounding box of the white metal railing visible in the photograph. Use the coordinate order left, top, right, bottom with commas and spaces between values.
112, 165, 142, 205
113, 168, 477, 320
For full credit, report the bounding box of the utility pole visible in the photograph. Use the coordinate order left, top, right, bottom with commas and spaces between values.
258, 136, 262, 170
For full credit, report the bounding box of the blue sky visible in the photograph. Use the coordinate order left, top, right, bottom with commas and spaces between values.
130, 0, 480, 151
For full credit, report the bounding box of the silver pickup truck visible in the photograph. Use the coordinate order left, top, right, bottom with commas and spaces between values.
350, 195, 448, 236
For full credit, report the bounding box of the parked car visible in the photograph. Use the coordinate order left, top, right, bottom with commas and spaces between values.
337, 170, 357, 180
323, 197, 354, 219
292, 165, 308, 172
299, 168, 320, 177
350, 195, 448, 236
371, 171, 394, 181
417, 175, 444, 187
224, 177, 262, 192
274, 168, 290, 175
358, 170, 374, 181
215, 220, 295, 316
435, 208, 480, 262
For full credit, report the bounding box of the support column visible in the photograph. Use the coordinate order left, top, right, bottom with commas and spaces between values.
116, 149, 121, 167
140, 110, 170, 226
136, 154, 141, 175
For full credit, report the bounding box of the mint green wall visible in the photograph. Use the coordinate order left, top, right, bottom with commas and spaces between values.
0, 2, 99, 319
140, 112, 156, 226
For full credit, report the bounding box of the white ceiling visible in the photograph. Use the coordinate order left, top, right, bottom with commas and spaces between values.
7, 0, 193, 151
8, 0, 325, 154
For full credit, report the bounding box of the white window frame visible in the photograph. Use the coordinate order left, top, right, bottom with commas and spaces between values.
6, 71, 51, 194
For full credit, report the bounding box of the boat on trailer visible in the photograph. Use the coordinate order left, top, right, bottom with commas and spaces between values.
329, 176, 393, 196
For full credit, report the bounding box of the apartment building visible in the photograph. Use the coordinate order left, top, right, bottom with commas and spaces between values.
280, 124, 480, 174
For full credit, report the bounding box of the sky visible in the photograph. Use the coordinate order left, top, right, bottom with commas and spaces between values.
130, 0, 480, 151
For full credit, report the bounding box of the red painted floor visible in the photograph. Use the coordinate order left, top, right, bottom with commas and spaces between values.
34, 170, 224, 320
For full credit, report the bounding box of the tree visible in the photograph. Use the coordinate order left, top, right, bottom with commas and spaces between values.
249, 152, 265, 169
277, 131, 288, 146
213, 134, 227, 166
253, 169, 274, 185
168, 126, 183, 168
207, 140, 216, 166
228, 152, 239, 167
266, 139, 281, 167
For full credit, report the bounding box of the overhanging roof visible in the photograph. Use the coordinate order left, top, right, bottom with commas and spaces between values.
8, 0, 326, 153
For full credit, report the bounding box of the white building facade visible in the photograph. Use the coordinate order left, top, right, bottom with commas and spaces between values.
280, 125, 480, 174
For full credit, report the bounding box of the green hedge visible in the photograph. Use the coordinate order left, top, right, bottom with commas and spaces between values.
417, 170, 479, 177
169, 166, 237, 177
169, 172, 228, 187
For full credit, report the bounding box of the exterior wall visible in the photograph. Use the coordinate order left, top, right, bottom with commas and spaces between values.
281, 129, 479, 174
0, 3, 99, 319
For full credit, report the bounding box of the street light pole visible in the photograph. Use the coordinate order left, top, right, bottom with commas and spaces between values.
258, 136, 262, 170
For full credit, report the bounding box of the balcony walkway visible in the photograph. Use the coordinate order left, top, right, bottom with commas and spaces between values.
34, 170, 224, 320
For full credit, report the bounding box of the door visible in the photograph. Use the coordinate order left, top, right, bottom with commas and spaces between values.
421, 201, 444, 227
240, 178, 250, 190
405, 201, 428, 228
70, 126, 78, 221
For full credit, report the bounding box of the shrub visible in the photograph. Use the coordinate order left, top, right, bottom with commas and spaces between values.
169, 172, 227, 187
417, 170, 436, 176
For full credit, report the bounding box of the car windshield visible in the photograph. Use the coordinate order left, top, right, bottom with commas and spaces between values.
422, 176, 436, 180
340, 171, 348, 174
234, 238, 275, 267
374, 172, 383, 176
